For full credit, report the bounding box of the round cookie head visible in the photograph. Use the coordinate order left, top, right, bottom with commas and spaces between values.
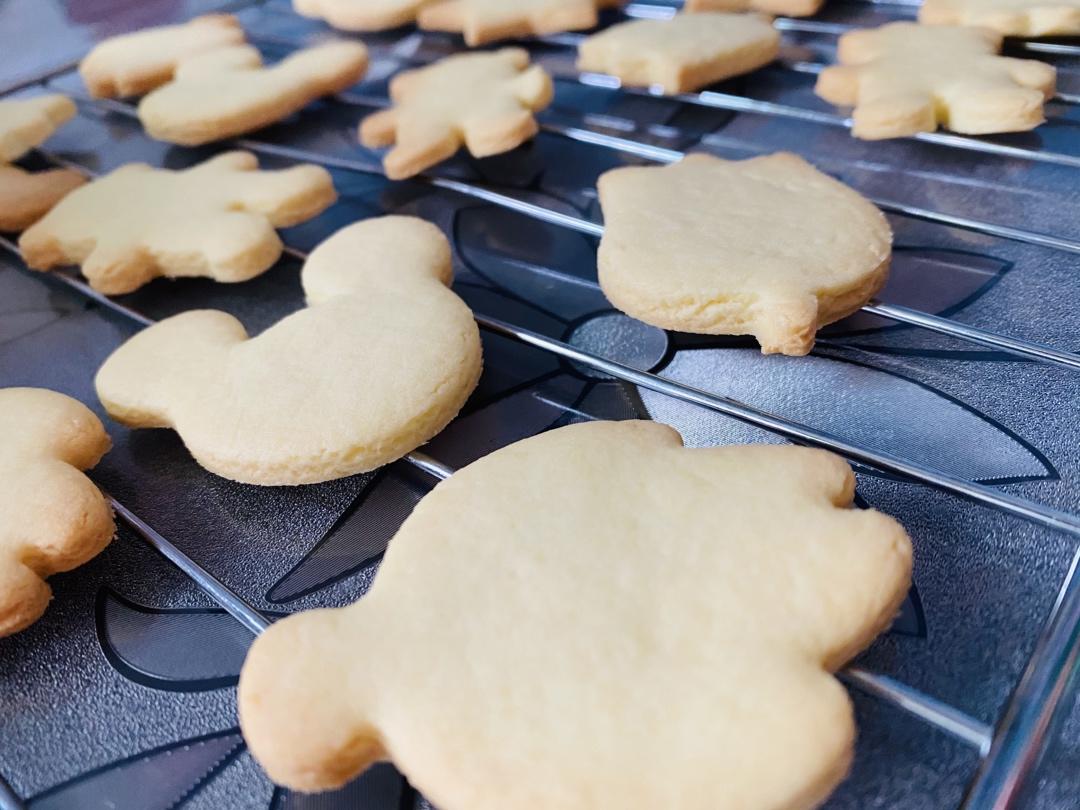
596, 152, 892, 355
94, 216, 482, 486
238, 420, 913, 808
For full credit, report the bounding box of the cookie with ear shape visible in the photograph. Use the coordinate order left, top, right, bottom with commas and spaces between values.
238, 420, 913, 809
95, 216, 482, 486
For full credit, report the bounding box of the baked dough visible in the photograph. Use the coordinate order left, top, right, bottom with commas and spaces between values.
597, 152, 892, 355
0, 94, 76, 163
418, 0, 623, 46
686, 0, 825, 18
238, 419, 913, 809
920, 0, 1080, 37
95, 217, 483, 486
0, 165, 85, 232
294, 0, 435, 30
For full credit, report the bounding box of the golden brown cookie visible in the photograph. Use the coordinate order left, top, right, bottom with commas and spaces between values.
920, 0, 1080, 37
0, 165, 86, 232
686, 0, 825, 18
0, 95, 76, 163
294, 0, 436, 30
418, 0, 623, 46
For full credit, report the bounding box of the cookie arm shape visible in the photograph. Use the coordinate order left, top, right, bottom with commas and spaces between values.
0, 165, 86, 232
0, 95, 76, 163
294, 0, 432, 31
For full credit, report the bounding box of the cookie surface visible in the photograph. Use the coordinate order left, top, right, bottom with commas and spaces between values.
359, 48, 553, 179
577, 12, 780, 94
138, 42, 368, 145
294, 0, 435, 30
95, 216, 482, 486
238, 419, 913, 808
920, 0, 1080, 36
418, 0, 621, 46
686, 0, 825, 17
19, 151, 335, 295
0, 165, 86, 232
79, 14, 246, 98
815, 22, 1056, 139
0, 388, 114, 638
597, 152, 891, 355
0, 94, 76, 163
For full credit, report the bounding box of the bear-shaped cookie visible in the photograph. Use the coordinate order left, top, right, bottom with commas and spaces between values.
19, 151, 336, 295
238, 419, 914, 809
418, 0, 623, 46
920, 0, 1080, 37
0, 388, 115, 638
0, 94, 76, 163
79, 15, 247, 99
577, 12, 780, 95
815, 22, 1056, 139
294, 0, 435, 31
359, 48, 553, 179
686, 0, 825, 18
596, 152, 892, 356
94, 217, 483, 486
137, 42, 368, 146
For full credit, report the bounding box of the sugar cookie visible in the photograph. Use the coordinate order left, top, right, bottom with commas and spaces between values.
596, 152, 891, 356
418, 0, 622, 46
577, 12, 780, 95
95, 217, 482, 486
0, 165, 86, 232
815, 22, 1055, 139
686, 0, 825, 18
294, 0, 435, 31
0, 388, 115, 638
19, 151, 335, 295
138, 42, 368, 146
238, 419, 913, 809
0, 95, 76, 163
79, 15, 247, 98
359, 48, 553, 179
920, 0, 1080, 37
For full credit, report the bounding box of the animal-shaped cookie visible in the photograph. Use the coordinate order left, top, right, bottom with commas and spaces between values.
0, 388, 115, 638
686, 0, 825, 17
79, 14, 247, 98
597, 152, 891, 356
417, 0, 622, 46
814, 22, 1056, 139
138, 42, 368, 146
19, 151, 335, 295
0, 94, 76, 163
577, 12, 780, 94
920, 0, 1080, 37
95, 217, 482, 486
0, 165, 86, 232
359, 48, 553, 179
238, 419, 913, 808
294, 0, 435, 30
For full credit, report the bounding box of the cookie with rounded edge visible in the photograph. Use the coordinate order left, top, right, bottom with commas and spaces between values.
19, 151, 336, 295
418, 0, 623, 46
95, 217, 482, 486
79, 14, 246, 98
815, 22, 1056, 139
577, 12, 780, 95
0, 388, 115, 638
238, 419, 913, 808
920, 0, 1080, 37
686, 0, 825, 18
294, 0, 436, 31
0, 165, 86, 232
360, 48, 553, 179
597, 152, 892, 356
0, 94, 76, 163
138, 42, 368, 146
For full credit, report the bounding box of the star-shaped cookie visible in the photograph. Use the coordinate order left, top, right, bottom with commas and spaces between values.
0, 94, 76, 163
686, 0, 825, 17
815, 22, 1056, 139
359, 48, 553, 179
596, 152, 892, 356
19, 151, 336, 294
238, 420, 913, 809
920, 0, 1080, 37
294, 0, 436, 30
1, 388, 115, 638
418, 0, 622, 46
577, 12, 780, 95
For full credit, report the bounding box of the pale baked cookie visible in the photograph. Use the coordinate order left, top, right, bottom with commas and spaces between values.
596, 152, 891, 356
294, 0, 436, 31
0, 95, 76, 163
418, 0, 623, 46
359, 48, 553, 179
95, 217, 482, 486
79, 15, 247, 98
920, 0, 1080, 37
577, 12, 780, 95
0, 165, 86, 232
19, 151, 336, 295
138, 42, 368, 146
238, 419, 913, 808
686, 0, 825, 18
0, 388, 115, 638
815, 22, 1056, 139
